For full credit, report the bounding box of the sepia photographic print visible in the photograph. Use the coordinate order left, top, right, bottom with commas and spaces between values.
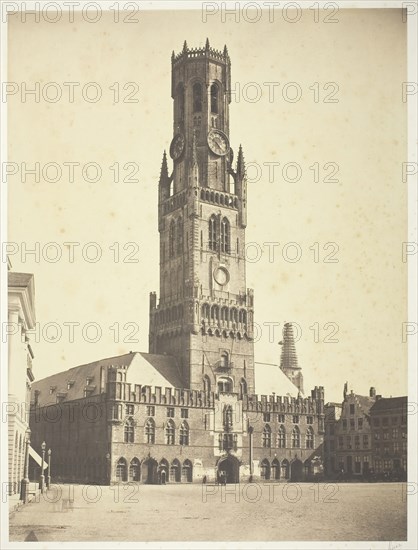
1, 1, 417, 548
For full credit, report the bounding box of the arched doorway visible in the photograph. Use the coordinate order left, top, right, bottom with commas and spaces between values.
170, 459, 181, 482
181, 460, 193, 482
116, 458, 127, 482
129, 458, 141, 482
271, 458, 280, 480
281, 459, 290, 480
260, 459, 270, 480
217, 456, 240, 484
290, 459, 304, 482
141, 458, 158, 484
158, 459, 169, 484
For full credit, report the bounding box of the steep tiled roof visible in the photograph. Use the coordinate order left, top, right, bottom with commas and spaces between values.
31, 352, 183, 408
370, 396, 407, 413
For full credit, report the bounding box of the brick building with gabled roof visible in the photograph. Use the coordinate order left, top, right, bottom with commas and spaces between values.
324, 386, 407, 479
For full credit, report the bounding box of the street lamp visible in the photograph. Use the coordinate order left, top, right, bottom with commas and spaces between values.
47, 449, 52, 489
20, 428, 31, 503
40, 441, 46, 494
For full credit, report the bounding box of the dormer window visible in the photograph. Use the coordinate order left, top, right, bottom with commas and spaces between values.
49, 386, 56, 395
67, 380, 75, 390
86, 376, 93, 385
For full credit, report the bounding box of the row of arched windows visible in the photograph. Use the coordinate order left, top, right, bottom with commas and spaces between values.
201, 304, 247, 326
262, 425, 315, 449
169, 217, 183, 258
115, 457, 193, 483
208, 215, 230, 253
260, 458, 290, 480
200, 189, 238, 209
140, 418, 190, 446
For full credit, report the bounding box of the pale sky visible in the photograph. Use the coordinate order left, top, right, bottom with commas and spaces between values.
7, 8, 407, 403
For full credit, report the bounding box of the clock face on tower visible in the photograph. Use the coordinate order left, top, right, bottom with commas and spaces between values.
213, 266, 230, 286
207, 129, 230, 157
169, 133, 185, 161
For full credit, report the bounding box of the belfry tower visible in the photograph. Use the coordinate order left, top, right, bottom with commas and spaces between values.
149, 40, 255, 393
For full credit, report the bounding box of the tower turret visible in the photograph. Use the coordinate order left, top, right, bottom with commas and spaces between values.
279, 322, 304, 393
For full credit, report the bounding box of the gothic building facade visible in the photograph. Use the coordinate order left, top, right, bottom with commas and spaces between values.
29, 41, 325, 485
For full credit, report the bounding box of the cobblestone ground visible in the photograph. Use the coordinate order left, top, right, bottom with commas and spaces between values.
9, 482, 407, 542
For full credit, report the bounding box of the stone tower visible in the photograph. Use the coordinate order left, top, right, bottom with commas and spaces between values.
279, 322, 304, 393
149, 40, 255, 393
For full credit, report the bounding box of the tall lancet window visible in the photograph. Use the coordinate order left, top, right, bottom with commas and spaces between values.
210, 84, 219, 113
193, 82, 202, 113
220, 218, 230, 254
209, 215, 217, 251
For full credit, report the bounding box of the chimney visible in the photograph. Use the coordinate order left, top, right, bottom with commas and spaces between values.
369, 387, 376, 398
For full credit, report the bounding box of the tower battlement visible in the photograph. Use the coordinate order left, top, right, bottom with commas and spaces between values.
171, 40, 230, 67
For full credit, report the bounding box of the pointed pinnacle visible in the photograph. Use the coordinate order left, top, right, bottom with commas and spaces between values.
205, 37, 210, 50
183, 40, 188, 52
223, 44, 229, 57
236, 144, 245, 177
160, 150, 168, 181
171, 50, 175, 60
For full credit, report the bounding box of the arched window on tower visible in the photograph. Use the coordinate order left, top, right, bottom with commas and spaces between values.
210, 84, 219, 114
193, 82, 202, 113
169, 220, 175, 257
217, 377, 232, 393
220, 218, 230, 254
209, 215, 217, 251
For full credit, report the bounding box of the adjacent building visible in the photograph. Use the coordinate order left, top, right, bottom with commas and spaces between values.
369, 396, 407, 477
7, 261, 36, 499
324, 385, 407, 480
29, 40, 325, 485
